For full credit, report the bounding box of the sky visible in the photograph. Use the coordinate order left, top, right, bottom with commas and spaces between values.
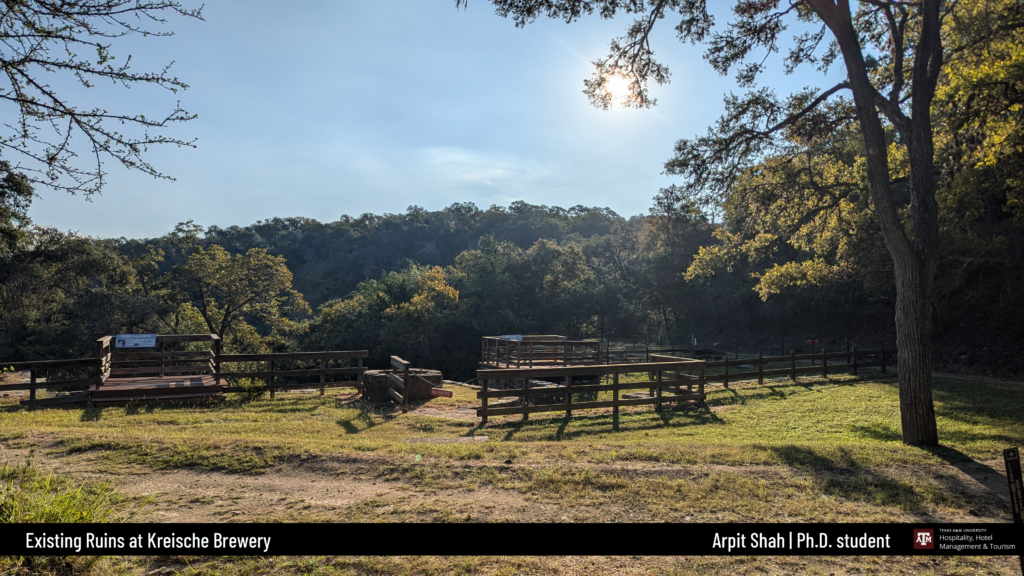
24, 1, 843, 240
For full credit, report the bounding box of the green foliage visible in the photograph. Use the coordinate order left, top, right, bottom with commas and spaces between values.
175, 243, 311, 348
233, 377, 267, 402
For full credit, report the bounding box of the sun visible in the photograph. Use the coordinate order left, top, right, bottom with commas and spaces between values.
605, 75, 630, 102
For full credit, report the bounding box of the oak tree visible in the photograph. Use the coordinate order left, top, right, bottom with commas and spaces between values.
459, 0, 1024, 445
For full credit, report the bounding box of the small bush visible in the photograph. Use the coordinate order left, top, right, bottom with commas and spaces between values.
233, 377, 267, 402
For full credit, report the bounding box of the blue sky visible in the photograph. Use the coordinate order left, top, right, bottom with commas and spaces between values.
27, 1, 842, 239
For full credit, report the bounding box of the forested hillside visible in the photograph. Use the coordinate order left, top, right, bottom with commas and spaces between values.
2, 0, 1022, 380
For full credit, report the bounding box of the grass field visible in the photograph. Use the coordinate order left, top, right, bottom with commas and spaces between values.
1, 371, 1022, 574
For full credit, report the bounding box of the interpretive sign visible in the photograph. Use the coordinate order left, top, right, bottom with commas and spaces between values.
115, 334, 157, 349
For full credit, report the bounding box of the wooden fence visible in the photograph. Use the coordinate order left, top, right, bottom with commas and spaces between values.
682, 345, 894, 386
104, 334, 220, 380
476, 359, 706, 424
216, 350, 367, 398
0, 358, 102, 404
4, 333, 367, 405
480, 336, 601, 368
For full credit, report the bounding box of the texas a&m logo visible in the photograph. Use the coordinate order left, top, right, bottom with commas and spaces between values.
913, 529, 934, 549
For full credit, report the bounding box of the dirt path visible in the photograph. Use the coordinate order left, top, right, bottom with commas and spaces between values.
1, 435, 1014, 525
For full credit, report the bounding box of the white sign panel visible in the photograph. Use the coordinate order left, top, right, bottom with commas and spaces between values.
115, 334, 157, 349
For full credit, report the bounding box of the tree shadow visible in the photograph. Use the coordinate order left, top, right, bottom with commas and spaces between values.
482, 404, 724, 442
923, 444, 1012, 506
79, 407, 104, 421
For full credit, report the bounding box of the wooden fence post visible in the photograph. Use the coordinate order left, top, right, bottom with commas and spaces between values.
159, 341, 165, 378
881, 343, 887, 374
853, 346, 858, 376
655, 370, 663, 412
29, 368, 36, 404
319, 358, 325, 396
699, 365, 705, 399
481, 379, 489, 425
565, 375, 573, 418
402, 362, 410, 414
357, 355, 364, 393
521, 375, 530, 421
822, 348, 828, 378
723, 355, 730, 387
790, 350, 796, 381
612, 372, 620, 419
846, 340, 851, 366
758, 352, 764, 386
213, 337, 222, 387
269, 360, 276, 399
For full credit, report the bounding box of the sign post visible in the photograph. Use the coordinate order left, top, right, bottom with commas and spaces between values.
1003, 447, 1023, 572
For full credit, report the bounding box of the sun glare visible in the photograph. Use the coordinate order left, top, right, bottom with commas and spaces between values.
606, 75, 630, 103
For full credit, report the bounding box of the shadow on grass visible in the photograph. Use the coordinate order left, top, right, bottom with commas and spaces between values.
924, 444, 1011, 505
932, 378, 1024, 434
79, 407, 104, 421
760, 444, 957, 519
489, 404, 724, 442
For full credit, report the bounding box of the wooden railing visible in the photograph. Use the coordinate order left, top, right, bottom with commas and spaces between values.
216, 350, 367, 398
386, 356, 412, 413
5, 333, 366, 405
0, 358, 102, 403
480, 336, 601, 368
476, 359, 706, 424
678, 345, 895, 386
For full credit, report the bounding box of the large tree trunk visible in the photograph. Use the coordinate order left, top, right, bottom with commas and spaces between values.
811, 0, 942, 446
893, 255, 939, 445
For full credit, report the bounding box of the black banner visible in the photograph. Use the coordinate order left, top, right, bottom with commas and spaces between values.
4, 523, 1022, 556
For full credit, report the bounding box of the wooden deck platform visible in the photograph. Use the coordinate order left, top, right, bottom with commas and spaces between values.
89, 375, 224, 406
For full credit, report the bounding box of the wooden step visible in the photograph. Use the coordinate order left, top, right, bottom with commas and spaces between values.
91, 392, 225, 407
91, 385, 222, 399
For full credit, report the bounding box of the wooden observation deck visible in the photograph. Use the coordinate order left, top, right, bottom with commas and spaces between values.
4, 334, 368, 407
480, 335, 601, 369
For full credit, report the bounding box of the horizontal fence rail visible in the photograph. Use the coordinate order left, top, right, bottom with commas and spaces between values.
477, 359, 706, 425
476, 346, 897, 424
4, 333, 368, 406
216, 351, 367, 398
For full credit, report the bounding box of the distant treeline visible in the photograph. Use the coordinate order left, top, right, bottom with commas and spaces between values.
4, 1, 1024, 378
